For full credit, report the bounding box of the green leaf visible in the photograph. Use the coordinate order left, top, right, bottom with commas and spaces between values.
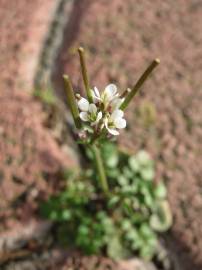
118, 175, 128, 186
144, 192, 155, 208
131, 212, 146, 223
107, 234, 125, 259
86, 147, 94, 159
101, 142, 119, 169
140, 168, 155, 181
96, 211, 107, 220
123, 166, 133, 178
140, 244, 156, 260
150, 200, 172, 232
62, 209, 71, 220
106, 155, 119, 168
108, 196, 120, 208
121, 219, 132, 231
78, 224, 89, 236
130, 183, 138, 193
140, 223, 153, 238
154, 182, 167, 199
128, 156, 140, 172
126, 229, 139, 242
136, 150, 152, 167
50, 211, 58, 220
122, 185, 135, 194
106, 168, 119, 178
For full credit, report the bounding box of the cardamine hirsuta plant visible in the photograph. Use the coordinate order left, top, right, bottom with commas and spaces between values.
63, 47, 160, 195
41, 47, 172, 260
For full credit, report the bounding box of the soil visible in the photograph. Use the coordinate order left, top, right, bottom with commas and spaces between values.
0, 0, 78, 234
0, 0, 61, 92
53, 0, 202, 270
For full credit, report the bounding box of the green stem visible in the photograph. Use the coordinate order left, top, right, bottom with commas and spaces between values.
92, 144, 109, 195
63, 75, 81, 129
78, 47, 93, 103
120, 58, 160, 111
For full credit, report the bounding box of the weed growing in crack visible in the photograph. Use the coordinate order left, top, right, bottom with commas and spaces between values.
40, 47, 172, 260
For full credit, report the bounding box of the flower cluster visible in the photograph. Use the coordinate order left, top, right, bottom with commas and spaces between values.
77, 84, 126, 136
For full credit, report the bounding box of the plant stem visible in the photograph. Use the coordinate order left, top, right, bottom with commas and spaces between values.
120, 58, 160, 111
63, 75, 81, 129
92, 144, 109, 195
78, 47, 93, 103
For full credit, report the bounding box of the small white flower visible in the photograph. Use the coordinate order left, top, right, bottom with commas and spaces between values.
104, 84, 118, 102
91, 84, 123, 111
104, 109, 126, 136
78, 98, 102, 126
77, 84, 126, 137
110, 97, 123, 111
78, 98, 89, 111
92, 87, 101, 103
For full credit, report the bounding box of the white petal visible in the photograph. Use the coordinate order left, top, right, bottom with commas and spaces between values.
78, 98, 89, 111
91, 87, 101, 103
96, 111, 102, 122
111, 98, 123, 110
105, 84, 117, 98
89, 103, 97, 114
111, 109, 124, 120
104, 117, 119, 136
114, 118, 126, 129
91, 90, 96, 102
100, 122, 105, 130
80, 112, 89, 122
106, 127, 119, 136
104, 117, 109, 129
94, 87, 101, 98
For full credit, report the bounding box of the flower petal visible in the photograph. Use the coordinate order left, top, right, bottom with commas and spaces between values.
78, 98, 89, 111
89, 103, 97, 114
104, 117, 119, 135
96, 111, 103, 122
105, 84, 117, 98
91, 89, 96, 102
106, 127, 119, 136
94, 87, 101, 98
111, 98, 123, 110
111, 109, 124, 120
92, 87, 101, 103
104, 117, 109, 128
114, 117, 126, 129
79, 112, 89, 122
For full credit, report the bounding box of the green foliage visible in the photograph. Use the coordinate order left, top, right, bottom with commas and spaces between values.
40, 143, 172, 261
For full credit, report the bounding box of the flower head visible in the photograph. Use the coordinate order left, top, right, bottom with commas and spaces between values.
92, 84, 123, 112
77, 83, 126, 138
78, 97, 102, 126
104, 109, 126, 136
